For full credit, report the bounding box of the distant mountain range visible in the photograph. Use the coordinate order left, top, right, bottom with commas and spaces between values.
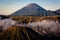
11, 3, 60, 16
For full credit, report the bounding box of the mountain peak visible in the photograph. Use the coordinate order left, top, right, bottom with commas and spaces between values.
10, 3, 60, 16
27, 3, 39, 6
11, 3, 46, 16
26, 3, 41, 8
28, 3, 38, 5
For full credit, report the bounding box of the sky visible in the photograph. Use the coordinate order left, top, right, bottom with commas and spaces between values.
0, 0, 60, 15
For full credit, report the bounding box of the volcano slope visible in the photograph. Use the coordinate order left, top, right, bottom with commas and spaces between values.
0, 27, 60, 40
0, 27, 43, 40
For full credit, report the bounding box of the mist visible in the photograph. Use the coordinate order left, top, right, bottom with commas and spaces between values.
0, 18, 60, 36
0, 18, 16, 30
27, 19, 60, 36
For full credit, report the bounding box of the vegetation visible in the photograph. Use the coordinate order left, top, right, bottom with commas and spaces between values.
0, 16, 60, 40
0, 27, 60, 40
10, 16, 60, 24
0, 27, 43, 40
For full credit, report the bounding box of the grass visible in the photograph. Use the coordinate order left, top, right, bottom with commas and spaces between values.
10, 16, 60, 23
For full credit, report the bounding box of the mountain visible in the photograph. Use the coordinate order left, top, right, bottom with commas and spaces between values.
11, 3, 47, 16
11, 3, 60, 16
47, 9, 60, 16
55, 9, 60, 15
0, 27, 60, 40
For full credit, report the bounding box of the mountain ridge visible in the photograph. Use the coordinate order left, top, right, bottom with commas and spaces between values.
11, 3, 60, 16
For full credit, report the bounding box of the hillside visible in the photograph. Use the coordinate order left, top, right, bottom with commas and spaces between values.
0, 27, 60, 40
0, 27, 43, 40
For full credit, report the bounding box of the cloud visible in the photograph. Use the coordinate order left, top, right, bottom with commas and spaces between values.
27, 19, 60, 36
0, 18, 60, 36
0, 18, 16, 30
